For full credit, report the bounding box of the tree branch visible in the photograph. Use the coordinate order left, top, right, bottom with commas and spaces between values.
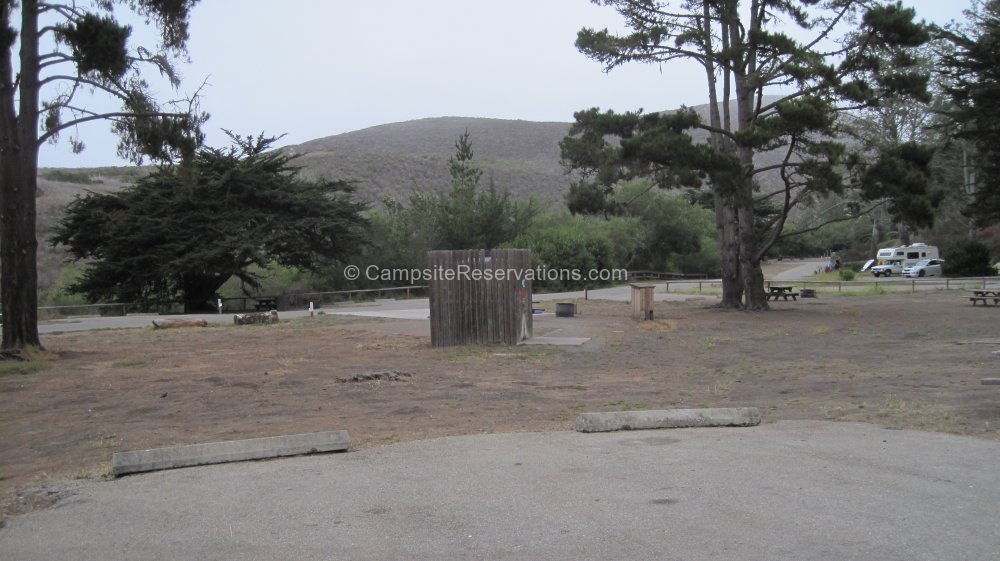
38, 2, 85, 20
756, 135, 800, 259
38, 75, 130, 102
37, 110, 188, 146
692, 121, 737, 141
777, 202, 883, 239
38, 51, 74, 66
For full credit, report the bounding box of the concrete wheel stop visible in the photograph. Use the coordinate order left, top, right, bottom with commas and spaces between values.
575, 407, 761, 433
112, 430, 352, 476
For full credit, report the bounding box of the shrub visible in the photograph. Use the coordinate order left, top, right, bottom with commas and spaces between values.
838, 268, 856, 281
944, 239, 995, 277
509, 213, 640, 292
40, 169, 100, 184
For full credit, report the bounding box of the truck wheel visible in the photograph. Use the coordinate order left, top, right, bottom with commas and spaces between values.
884, 271, 891, 277
918, 270, 925, 277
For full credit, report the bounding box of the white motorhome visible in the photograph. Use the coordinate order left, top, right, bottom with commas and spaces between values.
870, 243, 941, 277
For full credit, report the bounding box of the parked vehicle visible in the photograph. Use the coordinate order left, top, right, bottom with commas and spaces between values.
872, 243, 941, 277
903, 258, 945, 278
870, 260, 904, 277
874, 243, 940, 266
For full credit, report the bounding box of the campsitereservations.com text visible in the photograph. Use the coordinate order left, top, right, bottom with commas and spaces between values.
343, 264, 628, 284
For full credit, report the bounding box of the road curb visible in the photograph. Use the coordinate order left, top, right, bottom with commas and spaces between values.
575, 407, 761, 433
112, 430, 352, 476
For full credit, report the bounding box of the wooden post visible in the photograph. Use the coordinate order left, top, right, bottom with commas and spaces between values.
631, 284, 655, 321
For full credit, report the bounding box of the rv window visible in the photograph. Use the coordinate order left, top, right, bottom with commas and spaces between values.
907, 252, 919, 259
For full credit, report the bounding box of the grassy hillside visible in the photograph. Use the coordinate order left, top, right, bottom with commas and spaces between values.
35, 171, 137, 300
287, 116, 576, 206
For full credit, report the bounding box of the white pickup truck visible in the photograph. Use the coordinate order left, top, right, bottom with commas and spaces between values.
870, 260, 904, 277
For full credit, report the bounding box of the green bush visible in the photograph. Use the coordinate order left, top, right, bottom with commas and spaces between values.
612, 181, 720, 275
838, 268, 856, 281
509, 213, 640, 292
943, 239, 995, 277
40, 169, 100, 184
37, 265, 88, 307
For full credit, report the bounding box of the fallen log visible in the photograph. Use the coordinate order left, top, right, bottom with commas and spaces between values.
233, 310, 279, 325
152, 318, 208, 329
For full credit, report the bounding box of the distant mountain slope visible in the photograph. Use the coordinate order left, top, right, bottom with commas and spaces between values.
284, 100, 787, 208
35, 174, 133, 295
286, 117, 576, 206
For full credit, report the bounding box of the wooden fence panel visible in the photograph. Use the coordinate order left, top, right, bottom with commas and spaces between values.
428, 249, 533, 347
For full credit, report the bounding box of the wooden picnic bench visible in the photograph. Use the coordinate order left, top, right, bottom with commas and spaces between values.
766, 286, 797, 301
968, 290, 1000, 306
254, 297, 278, 311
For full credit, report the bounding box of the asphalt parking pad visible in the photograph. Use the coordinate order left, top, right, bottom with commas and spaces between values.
2, 421, 998, 561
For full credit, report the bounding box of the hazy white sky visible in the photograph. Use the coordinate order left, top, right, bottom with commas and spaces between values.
37, 0, 972, 168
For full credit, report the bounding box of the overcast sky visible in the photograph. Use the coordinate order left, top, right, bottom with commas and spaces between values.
37, 0, 972, 168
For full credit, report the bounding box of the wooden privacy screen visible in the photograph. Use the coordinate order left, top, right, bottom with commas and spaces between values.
428, 249, 533, 347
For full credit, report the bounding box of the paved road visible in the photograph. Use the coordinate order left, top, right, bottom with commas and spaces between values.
2, 421, 997, 561
37, 309, 322, 334
37, 258, 989, 329
772, 259, 826, 281
36, 285, 715, 330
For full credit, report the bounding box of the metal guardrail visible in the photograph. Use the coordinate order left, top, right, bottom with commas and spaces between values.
36, 277, 999, 317
627, 270, 709, 280
37, 285, 430, 319
38, 302, 132, 319
662, 277, 1000, 293
283, 286, 428, 310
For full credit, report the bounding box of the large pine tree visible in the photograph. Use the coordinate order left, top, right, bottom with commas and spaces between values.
937, 0, 1000, 226
52, 134, 368, 312
564, 0, 931, 309
1, 1, 204, 354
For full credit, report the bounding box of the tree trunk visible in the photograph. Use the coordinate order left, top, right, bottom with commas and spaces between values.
870, 216, 882, 259
0, 1, 42, 353
701, 0, 742, 308
730, 1, 768, 310
152, 318, 208, 329
716, 198, 742, 307
181, 273, 230, 314
963, 147, 977, 239
0, 154, 41, 352
898, 222, 910, 246
738, 202, 767, 309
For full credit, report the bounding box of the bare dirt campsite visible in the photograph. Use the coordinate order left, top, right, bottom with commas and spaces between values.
2, 286, 999, 523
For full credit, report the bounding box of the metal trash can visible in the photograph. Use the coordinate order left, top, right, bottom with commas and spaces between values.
555, 302, 576, 317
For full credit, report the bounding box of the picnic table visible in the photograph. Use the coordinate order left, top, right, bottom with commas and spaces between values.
968, 290, 1000, 306
766, 286, 797, 301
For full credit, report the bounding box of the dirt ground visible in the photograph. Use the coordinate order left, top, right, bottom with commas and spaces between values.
2, 290, 999, 522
